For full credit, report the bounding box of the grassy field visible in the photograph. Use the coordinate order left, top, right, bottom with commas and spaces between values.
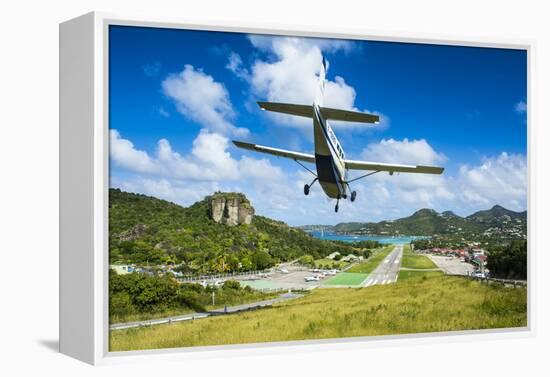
110, 275, 526, 351
323, 272, 368, 286
401, 245, 439, 269
398, 270, 444, 282
346, 245, 394, 273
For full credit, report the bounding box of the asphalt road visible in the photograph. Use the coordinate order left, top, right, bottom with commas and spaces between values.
110, 292, 303, 331
361, 244, 404, 287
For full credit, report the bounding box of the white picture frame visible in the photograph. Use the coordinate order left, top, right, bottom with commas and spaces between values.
59, 11, 534, 365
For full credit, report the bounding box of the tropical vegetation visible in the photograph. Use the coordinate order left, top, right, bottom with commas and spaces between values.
109, 189, 367, 275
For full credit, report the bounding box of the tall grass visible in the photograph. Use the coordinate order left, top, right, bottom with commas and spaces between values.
398, 270, 444, 282
110, 275, 526, 351
401, 244, 438, 269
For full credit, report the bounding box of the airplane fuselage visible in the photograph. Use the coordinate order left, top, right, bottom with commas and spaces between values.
233, 56, 443, 213
312, 103, 348, 199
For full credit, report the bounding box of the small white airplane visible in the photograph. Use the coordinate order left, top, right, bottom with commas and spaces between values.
233, 57, 444, 212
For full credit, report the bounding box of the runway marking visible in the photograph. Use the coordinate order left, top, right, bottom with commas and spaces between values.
384, 259, 390, 263
382, 279, 388, 284
365, 280, 373, 287
394, 259, 400, 264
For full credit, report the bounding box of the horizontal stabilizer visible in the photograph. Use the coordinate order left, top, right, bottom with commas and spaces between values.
320, 107, 379, 124
257, 101, 313, 118
257, 101, 379, 124
233, 140, 315, 163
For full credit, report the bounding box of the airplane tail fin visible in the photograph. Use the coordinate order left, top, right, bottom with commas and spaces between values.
315, 56, 328, 105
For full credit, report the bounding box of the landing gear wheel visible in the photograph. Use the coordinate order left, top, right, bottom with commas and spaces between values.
304, 184, 310, 196
335, 202, 339, 213
351, 191, 357, 202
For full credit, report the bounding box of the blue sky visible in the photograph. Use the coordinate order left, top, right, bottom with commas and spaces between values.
109, 25, 527, 226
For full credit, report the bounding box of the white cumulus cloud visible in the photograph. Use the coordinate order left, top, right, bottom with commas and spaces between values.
456, 152, 527, 211
350, 138, 526, 217
110, 129, 239, 181
109, 129, 157, 174
360, 138, 447, 166
162, 64, 249, 137
243, 36, 386, 131
110, 129, 290, 189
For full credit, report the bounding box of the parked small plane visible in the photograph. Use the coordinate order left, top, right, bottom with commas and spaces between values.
233, 57, 444, 212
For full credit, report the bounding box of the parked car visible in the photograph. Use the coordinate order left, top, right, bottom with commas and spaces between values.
304, 276, 320, 282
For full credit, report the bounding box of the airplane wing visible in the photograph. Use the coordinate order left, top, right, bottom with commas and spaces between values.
233, 140, 316, 163
345, 159, 444, 174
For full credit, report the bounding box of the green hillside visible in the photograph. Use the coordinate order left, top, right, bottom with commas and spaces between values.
467, 205, 525, 222
328, 205, 526, 239
109, 189, 361, 274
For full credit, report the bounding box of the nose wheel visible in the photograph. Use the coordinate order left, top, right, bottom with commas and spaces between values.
351, 190, 357, 202
335, 200, 339, 213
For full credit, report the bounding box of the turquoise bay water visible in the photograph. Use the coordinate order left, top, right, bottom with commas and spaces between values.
309, 230, 428, 244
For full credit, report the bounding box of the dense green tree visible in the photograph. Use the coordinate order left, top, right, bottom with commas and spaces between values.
298, 254, 315, 266
251, 250, 273, 270
487, 240, 527, 279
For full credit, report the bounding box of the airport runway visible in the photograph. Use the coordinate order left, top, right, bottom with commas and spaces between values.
362, 244, 404, 287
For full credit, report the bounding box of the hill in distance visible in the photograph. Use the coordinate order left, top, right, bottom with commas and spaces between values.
305, 205, 526, 239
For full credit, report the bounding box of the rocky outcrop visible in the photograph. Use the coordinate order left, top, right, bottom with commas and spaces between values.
209, 193, 254, 226
118, 224, 148, 241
